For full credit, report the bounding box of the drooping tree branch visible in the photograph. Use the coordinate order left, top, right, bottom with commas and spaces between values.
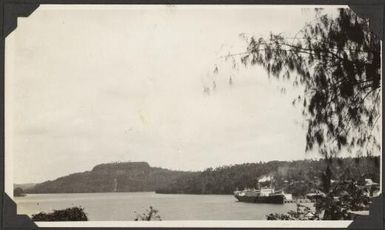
216, 8, 381, 158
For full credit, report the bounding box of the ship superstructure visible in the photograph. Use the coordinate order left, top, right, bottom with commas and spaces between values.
233, 175, 291, 204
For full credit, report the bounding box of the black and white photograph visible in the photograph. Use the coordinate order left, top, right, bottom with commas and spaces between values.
3, 4, 383, 228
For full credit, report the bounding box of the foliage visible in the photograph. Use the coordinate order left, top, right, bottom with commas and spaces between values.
31, 207, 88, 221
317, 180, 370, 220
267, 179, 372, 220
25, 156, 380, 196
134, 206, 162, 221
156, 156, 379, 196
267, 203, 319, 220
27, 162, 190, 193
220, 8, 381, 158
13, 187, 26, 197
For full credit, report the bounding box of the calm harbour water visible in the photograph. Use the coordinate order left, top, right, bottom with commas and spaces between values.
15, 192, 309, 220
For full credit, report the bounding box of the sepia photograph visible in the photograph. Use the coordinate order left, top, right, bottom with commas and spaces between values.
3, 4, 382, 228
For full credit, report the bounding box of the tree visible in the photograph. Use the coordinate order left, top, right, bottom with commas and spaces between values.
220, 8, 381, 159
215, 8, 381, 220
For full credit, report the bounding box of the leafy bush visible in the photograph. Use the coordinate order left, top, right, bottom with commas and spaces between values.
267, 179, 371, 220
267, 203, 319, 220
31, 207, 88, 221
134, 206, 161, 221
317, 180, 370, 220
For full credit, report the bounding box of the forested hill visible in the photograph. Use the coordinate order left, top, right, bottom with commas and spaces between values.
27, 162, 192, 193
26, 157, 380, 196
156, 156, 380, 196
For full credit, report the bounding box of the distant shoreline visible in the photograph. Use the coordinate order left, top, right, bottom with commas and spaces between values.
18, 156, 380, 197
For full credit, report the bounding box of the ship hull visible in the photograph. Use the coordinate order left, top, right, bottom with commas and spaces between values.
235, 194, 285, 204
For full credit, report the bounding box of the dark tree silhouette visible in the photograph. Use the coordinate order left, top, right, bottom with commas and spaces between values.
31, 207, 88, 221
220, 8, 381, 159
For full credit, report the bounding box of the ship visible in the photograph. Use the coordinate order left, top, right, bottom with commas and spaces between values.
234, 187, 286, 204
233, 175, 291, 204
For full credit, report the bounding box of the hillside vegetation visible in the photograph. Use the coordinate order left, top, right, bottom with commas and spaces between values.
26, 157, 380, 196
27, 162, 190, 193
156, 156, 380, 196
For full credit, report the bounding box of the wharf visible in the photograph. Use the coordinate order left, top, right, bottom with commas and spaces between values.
284, 199, 312, 203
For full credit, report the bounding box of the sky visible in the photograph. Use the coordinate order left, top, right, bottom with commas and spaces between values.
5, 5, 346, 184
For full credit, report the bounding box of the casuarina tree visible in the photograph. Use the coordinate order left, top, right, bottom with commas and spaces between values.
215, 8, 381, 220
219, 8, 381, 160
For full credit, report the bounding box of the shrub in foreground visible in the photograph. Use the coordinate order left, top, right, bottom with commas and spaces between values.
31, 207, 88, 221
134, 206, 162, 221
